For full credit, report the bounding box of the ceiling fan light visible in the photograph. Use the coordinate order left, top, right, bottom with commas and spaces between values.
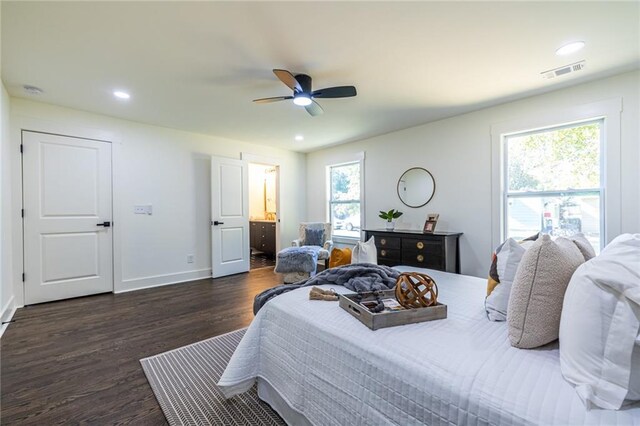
293, 94, 312, 106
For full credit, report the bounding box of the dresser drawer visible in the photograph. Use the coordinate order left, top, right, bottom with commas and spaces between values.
377, 258, 398, 267
365, 230, 462, 274
376, 236, 401, 249
402, 238, 442, 254
377, 248, 401, 262
403, 252, 444, 269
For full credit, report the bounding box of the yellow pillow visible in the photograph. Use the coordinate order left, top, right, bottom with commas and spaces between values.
329, 247, 352, 268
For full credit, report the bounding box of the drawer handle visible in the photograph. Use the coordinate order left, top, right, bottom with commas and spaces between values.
381, 249, 387, 257
380, 238, 387, 245
416, 241, 424, 249
417, 254, 424, 262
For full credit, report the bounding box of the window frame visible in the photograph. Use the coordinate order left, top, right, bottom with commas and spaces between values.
490, 98, 622, 250
502, 118, 605, 246
326, 157, 365, 241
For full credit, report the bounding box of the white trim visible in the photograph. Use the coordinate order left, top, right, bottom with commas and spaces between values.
115, 268, 212, 293
241, 152, 282, 166
490, 98, 623, 249
326, 152, 366, 241
0, 296, 17, 338
11, 115, 122, 305
332, 236, 360, 245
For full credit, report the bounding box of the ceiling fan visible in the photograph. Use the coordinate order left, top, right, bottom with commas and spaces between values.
253, 69, 357, 116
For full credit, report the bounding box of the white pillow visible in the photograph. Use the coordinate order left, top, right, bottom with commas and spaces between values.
485, 239, 526, 321
351, 236, 377, 264
485, 238, 537, 321
559, 233, 640, 410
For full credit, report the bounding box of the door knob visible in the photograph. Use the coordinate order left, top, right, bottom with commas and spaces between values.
213, 221, 225, 226
97, 221, 111, 227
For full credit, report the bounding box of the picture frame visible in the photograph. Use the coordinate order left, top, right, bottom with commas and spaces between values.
423, 220, 437, 233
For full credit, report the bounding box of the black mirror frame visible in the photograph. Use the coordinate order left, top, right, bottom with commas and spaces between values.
397, 167, 436, 208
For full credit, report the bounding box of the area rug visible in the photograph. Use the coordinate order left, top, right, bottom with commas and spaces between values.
140, 328, 285, 426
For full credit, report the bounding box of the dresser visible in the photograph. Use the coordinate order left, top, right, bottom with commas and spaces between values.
364, 229, 463, 273
250, 221, 276, 256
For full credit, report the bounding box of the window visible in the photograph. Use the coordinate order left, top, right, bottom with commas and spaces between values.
504, 119, 603, 251
328, 161, 361, 239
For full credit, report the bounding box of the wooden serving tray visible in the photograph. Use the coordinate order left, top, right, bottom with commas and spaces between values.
339, 289, 447, 331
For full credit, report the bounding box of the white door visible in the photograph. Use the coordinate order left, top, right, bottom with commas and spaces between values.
23, 131, 113, 305
211, 156, 250, 277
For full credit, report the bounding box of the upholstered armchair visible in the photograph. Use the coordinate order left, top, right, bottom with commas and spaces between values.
292, 222, 333, 266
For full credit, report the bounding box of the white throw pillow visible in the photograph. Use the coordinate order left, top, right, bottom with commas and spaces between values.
559, 233, 640, 410
351, 236, 377, 264
485, 239, 526, 321
485, 237, 537, 321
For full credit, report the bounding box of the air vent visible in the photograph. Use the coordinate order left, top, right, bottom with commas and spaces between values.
541, 61, 586, 80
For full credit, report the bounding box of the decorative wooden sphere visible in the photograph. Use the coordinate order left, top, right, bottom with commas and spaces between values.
394, 272, 438, 309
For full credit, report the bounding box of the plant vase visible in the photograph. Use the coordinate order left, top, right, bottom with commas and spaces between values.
379, 209, 403, 231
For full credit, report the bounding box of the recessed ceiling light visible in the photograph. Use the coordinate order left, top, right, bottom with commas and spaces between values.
113, 90, 130, 100
23, 85, 44, 95
556, 41, 585, 56
295, 135, 304, 141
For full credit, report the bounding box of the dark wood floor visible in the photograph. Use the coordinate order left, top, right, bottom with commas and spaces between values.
1, 268, 283, 425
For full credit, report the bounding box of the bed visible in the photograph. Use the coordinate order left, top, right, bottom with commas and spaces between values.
218, 266, 640, 425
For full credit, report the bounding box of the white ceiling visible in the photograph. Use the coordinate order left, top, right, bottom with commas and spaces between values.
2, 1, 638, 152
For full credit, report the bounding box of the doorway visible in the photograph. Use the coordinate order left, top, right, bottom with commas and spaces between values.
22, 131, 113, 305
248, 163, 279, 270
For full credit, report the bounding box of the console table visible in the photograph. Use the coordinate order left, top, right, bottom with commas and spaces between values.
364, 229, 463, 273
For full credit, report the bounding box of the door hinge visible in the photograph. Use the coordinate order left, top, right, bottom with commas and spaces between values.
21, 209, 24, 218
22, 273, 25, 282
20, 144, 23, 154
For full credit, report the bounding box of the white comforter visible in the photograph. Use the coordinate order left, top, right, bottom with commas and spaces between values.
218, 267, 640, 425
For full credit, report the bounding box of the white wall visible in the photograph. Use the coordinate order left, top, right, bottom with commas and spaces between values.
0, 82, 14, 323
0, 1, 16, 325
9, 98, 306, 304
307, 70, 640, 278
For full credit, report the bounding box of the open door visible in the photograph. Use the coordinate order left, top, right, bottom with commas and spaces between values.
23, 131, 114, 304
211, 156, 250, 278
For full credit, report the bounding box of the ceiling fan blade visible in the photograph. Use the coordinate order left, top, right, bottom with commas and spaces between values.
305, 100, 324, 117
253, 96, 293, 104
273, 69, 302, 92
312, 86, 357, 99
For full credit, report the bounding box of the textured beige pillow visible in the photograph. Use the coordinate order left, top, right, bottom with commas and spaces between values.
507, 235, 584, 349
568, 232, 597, 261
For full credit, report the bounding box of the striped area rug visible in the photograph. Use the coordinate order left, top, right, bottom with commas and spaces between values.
140, 328, 285, 426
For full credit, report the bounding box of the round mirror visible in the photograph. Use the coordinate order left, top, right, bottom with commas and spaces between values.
397, 167, 435, 208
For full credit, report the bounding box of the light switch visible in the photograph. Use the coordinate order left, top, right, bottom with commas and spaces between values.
134, 205, 152, 215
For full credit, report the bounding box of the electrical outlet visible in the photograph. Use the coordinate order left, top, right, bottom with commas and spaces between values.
187, 254, 195, 264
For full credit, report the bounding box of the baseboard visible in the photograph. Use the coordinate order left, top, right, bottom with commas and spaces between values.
0, 296, 17, 339
116, 268, 212, 293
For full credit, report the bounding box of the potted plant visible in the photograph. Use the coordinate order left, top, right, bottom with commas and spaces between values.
379, 209, 403, 230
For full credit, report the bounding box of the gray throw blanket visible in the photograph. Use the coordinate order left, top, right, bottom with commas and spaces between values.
274, 246, 320, 274
254, 263, 400, 314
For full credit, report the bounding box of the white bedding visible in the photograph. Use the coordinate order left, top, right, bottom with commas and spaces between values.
218, 266, 640, 425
